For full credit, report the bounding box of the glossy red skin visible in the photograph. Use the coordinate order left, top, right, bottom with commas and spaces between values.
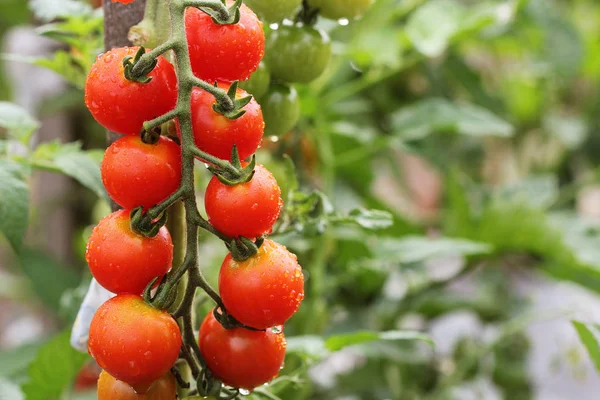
86, 210, 173, 295
89, 295, 182, 393
97, 370, 177, 400
102, 136, 182, 210
199, 310, 286, 390
185, 4, 265, 82
112, 0, 135, 3
85, 47, 177, 135
220, 240, 304, 330
205, 165, 282, 238
188, 83, 264, 161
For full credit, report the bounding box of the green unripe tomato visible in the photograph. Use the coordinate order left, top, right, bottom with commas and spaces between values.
261, 83, 301, 136
239, 62, 271, 100
308, 0, 374, 20
244, 0, 302, 23
265, 25, 331, 84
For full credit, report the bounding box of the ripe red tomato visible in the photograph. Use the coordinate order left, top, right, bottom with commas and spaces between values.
102, 135, 181, 210
205, 164, 282, 238
89, 295, 182, 394
185, 3, 265, 82
188, 83, 264, 161
86, 210, 173, 295
97, 370, 177, 400
220, 239, 304, 330
198, 310, 286, 390
112, 0, 135, 3
85, 47, 177, 136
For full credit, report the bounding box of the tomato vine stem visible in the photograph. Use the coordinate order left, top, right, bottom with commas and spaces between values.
127, 0, 258, 396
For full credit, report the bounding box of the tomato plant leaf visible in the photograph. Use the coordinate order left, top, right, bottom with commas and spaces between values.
405, 0, 465, 57
572, 321, 600, 373
287, 331, 433, 361
0, 161, 30, 251
31, 141, 107, 200
21, 330, 89, 400
0, 342, 43, 381
391, 98, 514, 140
373, 236, 492, 264
347, 208, 394, 230
18, 249, 81, 313
0, 102, 40, 144
325, 330, 434, 352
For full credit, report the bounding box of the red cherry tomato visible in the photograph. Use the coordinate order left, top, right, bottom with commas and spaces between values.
198, 310, 286, 390
185, 3, 265, 82
89, 295, 182, 393
85, 47, 177, 135
220, 239, 304, 330
74, 362, 101, 392
187, 82, 264, 161
205, 165, 282, 238
97, 370, 177, 400
86, 210, 173, 295
102, 135, 182, 210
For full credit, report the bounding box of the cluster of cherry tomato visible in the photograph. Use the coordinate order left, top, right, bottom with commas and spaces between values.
84, 0, 308, 397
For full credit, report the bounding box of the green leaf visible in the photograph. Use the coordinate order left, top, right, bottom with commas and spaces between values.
18, 249, 80, 312
0, 102, 40, 144
0, 342, 43, 380
406, 0, 465, 57
28, 0, 93, 21
492, 175, 559, 210
286, 335, 328, 359
287, 331, 433, 361
373, 236, 492, 264
31, 141, 106, 199
325, 330, 434, 352
572, 321, 600, 373
391, 98, 514, 140
347, 208, 394, 230
21, 330, 89, 400
0, 161, 30, 251
0, 378, 24, 400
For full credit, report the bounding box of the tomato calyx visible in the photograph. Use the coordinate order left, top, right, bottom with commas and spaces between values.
295, 0, 320, 25
123, 46, 157, 84
227, 235, 265, 262
212, 81, 254, 120
198, 0, 244, 25
213, 306, 264, 332
130, 206, 169, 238
207, 144, 256, 185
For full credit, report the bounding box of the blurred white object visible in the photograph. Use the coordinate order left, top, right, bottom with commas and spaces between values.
70, 279, 114, 352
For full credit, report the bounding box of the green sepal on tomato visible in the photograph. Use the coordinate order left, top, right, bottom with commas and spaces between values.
265, 25, 332, 84
185, 2, 265, 82
88, 295, 182, 394
205, 164, 282, 239
220, 239, 305, 330
198, 310, 286, 390
261, 83, 301, 136
244, 0, 302, 23
84, 47, 177, 136
86, 210, 173, 295
102, 135, 181, 210
308, 0, 374, 20
185, 82, 264, 161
